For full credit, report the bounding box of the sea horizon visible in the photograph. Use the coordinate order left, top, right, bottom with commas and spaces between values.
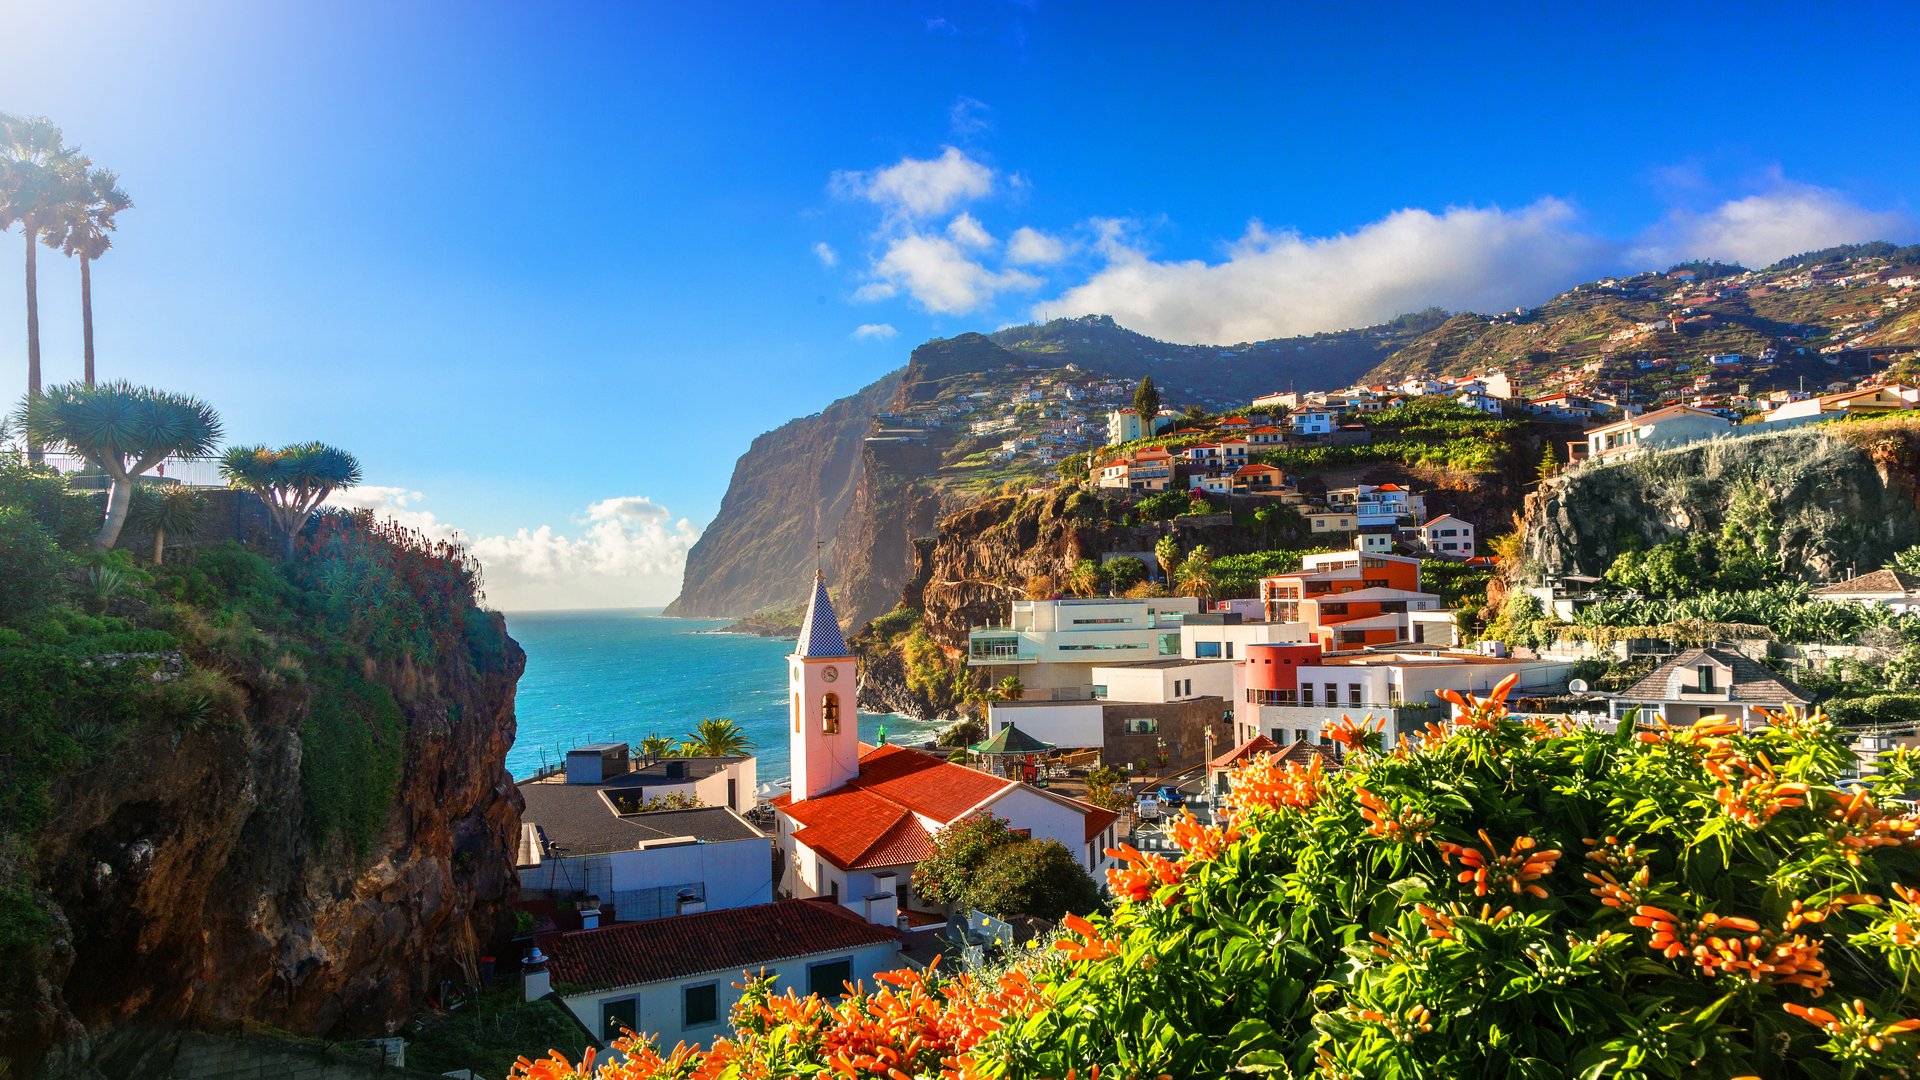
503, 608, 936, 785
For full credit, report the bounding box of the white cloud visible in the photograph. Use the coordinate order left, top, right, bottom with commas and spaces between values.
946, 212, 994, 250
812, 241, 838, 267
852, 323, 898, 340
1036, 199, 1613, 344
1632, 181, 1915, 268
869, 231, 1041, 315
326, 487, 700, 611
949, 96, 991, 137
830, 146, 994, 221
1007, 225, 1067, 266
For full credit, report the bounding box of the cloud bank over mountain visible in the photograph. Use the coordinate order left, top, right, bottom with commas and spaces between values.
820, 145, 1916, 345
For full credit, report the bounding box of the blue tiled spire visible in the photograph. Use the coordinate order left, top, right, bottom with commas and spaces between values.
796, 570, 850, 658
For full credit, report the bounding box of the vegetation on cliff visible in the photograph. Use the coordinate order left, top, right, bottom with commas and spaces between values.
0, 435, 519, 1069
515, 686, 1920, 1079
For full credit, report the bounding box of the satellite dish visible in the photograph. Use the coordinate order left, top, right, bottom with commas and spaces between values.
1568, 679, 1590, 694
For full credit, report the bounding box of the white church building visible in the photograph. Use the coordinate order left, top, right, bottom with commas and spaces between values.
771, 573, 1120, 922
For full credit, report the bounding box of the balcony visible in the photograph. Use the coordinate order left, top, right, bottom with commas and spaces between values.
968, 641, 1037, 665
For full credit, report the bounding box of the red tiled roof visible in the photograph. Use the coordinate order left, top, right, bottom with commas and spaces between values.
1249, 425, 1285, 433
539, 899, 898, 991
1082, 806, 1120, 843
785, 786, 931, 870
1218, 416, 1251, 426
1235, 464, 1282, 476
851, 744, 1010, 821
1209, 734, 1278, 769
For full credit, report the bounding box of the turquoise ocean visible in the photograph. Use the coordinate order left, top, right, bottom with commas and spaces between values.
502, 609, 940, 783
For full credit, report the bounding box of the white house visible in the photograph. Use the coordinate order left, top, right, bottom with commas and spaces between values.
537, 897, 903, 1045
1290, 410, 1333, 436
1810, 569, 1920, 613
1418, 514, 1477, 558
1106, 408, 1144, 446
518, 791, 771, 922
1606, 647, 1811, 730
774, 574, 1120, 913
1584, 405, 1732, 461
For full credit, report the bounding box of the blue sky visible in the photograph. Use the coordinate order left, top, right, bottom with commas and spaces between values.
3, 1, 1916, 608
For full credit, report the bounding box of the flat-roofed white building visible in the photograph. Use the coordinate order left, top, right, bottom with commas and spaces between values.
968, 596, 1199, 700
1232, 649, 1572, 745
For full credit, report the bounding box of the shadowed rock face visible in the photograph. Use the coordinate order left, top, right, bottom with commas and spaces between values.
12, 617, 525, 1077
668, 315, 1435, 631
1521, 425, 1920, 582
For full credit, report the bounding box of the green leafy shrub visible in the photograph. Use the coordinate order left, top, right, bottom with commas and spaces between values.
0, 507, 67, 622
300, 665, 407, 859
965, 838, 1100, 922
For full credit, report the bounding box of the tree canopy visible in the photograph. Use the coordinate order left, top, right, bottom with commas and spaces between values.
220, 441, 362, 558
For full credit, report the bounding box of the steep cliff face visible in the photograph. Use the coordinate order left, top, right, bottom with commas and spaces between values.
664, 371, 902, 618
669, 314, 1439, 626
1521, 424, 1920, 581
13, 618, 524, 1078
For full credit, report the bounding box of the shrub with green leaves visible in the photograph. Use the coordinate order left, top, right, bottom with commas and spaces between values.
511, 693, 1920, 1079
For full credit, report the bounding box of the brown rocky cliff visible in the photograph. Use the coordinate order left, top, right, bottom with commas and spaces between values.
18, 617, 524, 1076
665, 371, 901, 618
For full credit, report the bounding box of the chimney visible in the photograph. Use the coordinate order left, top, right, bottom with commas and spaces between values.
523, 947, 551, 1002
665, 760, 687, 780
577, 896, 601, 930
676, 890, 707, 916
863, 891, 899, 928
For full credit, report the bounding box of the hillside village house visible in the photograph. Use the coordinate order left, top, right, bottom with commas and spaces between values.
1760, 385, 1918, 427
1246, 424, 1287, 446
1232, 463, 1287, 493
1606, 648, 1811, 730
775, 575, 1119, 912
1811, 569, 1920, 613
1096, 446, 1174, 492
536, 897, 902, 1045
1584, 405, 1732, 461
1418, 514, 1477, 558
517, 748, 770, 922
1290, 410, 1333, 436
1106, 407, 1145, 445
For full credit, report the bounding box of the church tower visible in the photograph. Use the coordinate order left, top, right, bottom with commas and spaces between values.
789, 570, 860, 801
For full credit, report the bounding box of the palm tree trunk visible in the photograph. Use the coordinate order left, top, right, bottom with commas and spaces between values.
25, 229, 43, 464
153, 525, 165, 565
80, 253, 95, 387
96, 475, 134, 552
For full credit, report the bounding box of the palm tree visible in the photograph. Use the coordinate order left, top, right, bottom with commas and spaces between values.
994, 675, 1024, 701
0, 113, 90, 461
55, 167, 132, 387
1154, 534, 1180, 581
1175, 545, 1215, 603
682, 718, 753, 758
18, 380, 223, 551
1066, 558, 1104, 597
129, 484, 203, 564
220, 442, 363, 559
637, 733, 676, 761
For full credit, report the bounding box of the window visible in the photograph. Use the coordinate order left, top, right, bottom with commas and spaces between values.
727, 778, 737, 809
1092, 684, 1108, 699
1349, 685, 1363, 706
1697, 665, 1715, 692
602, 997, 638, 1041
1301, 685, 1314, 705
1225, 642, 1235, 659
1324, 683, 1338, 705
1195, 641, 1222, 658
808, 958, 854, 1000
1126, 717, 1157, 734
822, 693, 840, 733
683, 983, 719, 1028
829, 880, 839, 902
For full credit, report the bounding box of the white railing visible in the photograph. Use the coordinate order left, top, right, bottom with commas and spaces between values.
25, 450, 228, 488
